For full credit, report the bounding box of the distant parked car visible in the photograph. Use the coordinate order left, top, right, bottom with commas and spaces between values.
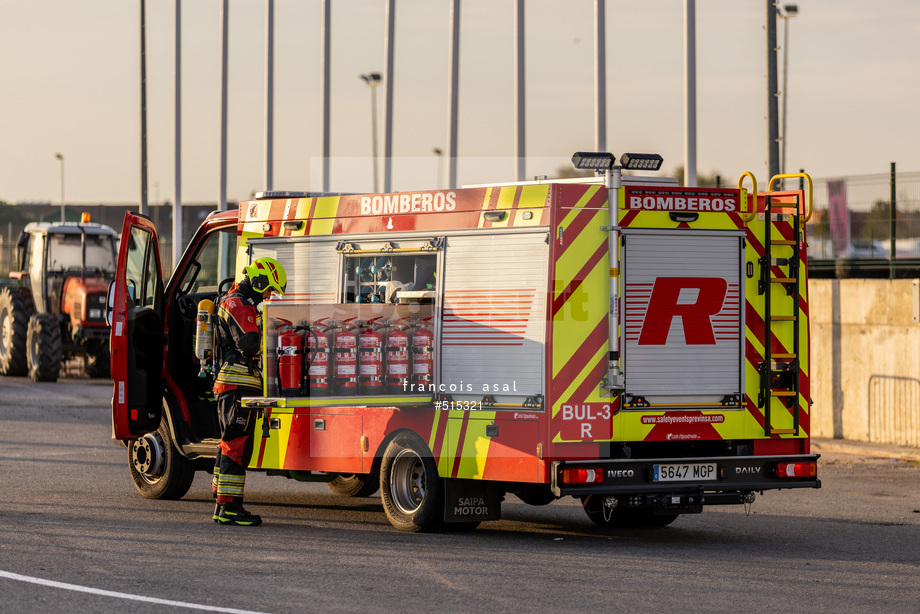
842, 240, 889, 258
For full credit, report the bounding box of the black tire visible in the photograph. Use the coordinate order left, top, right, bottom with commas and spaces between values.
128, 417, 195, 500
327, 472, 380, 497
582, 497, 679, 528
0, 286, 29, 376
84, 347, 111, 379
380, 432, 444, 532
27, 313, 62, 382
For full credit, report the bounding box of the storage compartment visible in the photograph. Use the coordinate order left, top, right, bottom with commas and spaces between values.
621, 229, 745, 407
262, 301, 436, 399
343, 252, 438, 304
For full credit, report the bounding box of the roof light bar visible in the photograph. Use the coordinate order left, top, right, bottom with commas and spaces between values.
571, 151, 616, 171
619, 153, 664, 171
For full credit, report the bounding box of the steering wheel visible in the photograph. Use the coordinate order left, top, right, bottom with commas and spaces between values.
218, 277, 235, 295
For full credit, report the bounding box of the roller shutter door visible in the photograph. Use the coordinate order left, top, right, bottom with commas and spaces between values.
622, 230, 743, 404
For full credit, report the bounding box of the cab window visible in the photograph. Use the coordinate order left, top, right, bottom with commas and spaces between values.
125, 226, 159, 307
176, 227, 236, 296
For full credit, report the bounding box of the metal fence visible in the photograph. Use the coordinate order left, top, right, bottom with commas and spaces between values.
806, 169, 920, 260
868, 375, 920, 448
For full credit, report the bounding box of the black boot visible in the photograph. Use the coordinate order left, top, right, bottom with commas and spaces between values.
212, 502, 222, 523
216, 504, 262, 526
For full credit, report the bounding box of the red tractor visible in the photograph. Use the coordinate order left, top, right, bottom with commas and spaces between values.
0, 219, 117, 381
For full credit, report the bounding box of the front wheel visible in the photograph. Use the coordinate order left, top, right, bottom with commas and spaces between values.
128, 417, 195, 500
27, 313, 62, 382
327, 472, 380, 497
0, 286, 29, 376
380, 432, 443, 532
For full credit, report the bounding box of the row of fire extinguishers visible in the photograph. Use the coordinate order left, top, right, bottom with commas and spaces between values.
274, 316, 434, 397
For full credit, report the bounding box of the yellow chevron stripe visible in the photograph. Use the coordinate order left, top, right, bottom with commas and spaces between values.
520, 185, 550, 208
428, 406, 444, 453
309, 197, 340, 236
558, 185, 601, 230
476, 187, 493, 229
489, 187, 516, 229
435, 413, 454, 477
251, 411, 292, 470
450, 412, 498, 479
552, 231, 607, 380
553, 209, 606, 305
552, 341, 607, 420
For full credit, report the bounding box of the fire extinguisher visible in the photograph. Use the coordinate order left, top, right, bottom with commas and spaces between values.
275, 318, 303, 397
411, 317, 434, 389
385, 318, 411, 394
358, 317, 385, 396
194, 299, 215, 378
332, 317, 359, 396
303, 317, 332, 397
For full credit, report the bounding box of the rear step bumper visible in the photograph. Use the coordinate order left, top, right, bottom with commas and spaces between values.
551, 453, 820, 497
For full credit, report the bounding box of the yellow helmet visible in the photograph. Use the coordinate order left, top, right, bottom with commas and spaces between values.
246, 257, 287, 294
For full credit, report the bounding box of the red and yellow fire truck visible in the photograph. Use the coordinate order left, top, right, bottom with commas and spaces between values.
109, 153, 819, 531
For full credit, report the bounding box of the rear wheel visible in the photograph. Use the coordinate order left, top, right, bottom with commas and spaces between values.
0, 286, 28, 376
27, 313, 62, 382
327, 472, 380, 497
128, 417, 195, 500
380, 432, 443, 532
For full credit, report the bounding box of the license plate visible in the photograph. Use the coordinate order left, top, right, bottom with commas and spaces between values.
653, 463, 718, 482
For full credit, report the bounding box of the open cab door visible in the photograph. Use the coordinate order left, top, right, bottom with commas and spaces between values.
110, 213, 164, 439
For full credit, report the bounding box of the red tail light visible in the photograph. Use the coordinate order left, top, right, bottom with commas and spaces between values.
775, 462, 817, 478
561, 468, 604, 485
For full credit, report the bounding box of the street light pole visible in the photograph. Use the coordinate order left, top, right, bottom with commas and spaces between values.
780, 4, 798, 181
264, 0, 274, 192
140, 0, 149, 217
55, 153, 65, 223
218, 0, 228, 211
382, 0, 395, 193
360, 73, 382, 193
594, 0, 606, 153
684, 0, 697, 187
766, 0, 780, 182
446, 0, 460, 189
514, 0, 525, 182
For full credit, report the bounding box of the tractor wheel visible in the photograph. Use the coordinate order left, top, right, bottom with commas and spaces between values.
327, 472, 380, 497
380, 432, 444, 532
0, 286, 29, 376
27, 313, 62, 382
128, 417, 195, 500
84, 347, 111, 379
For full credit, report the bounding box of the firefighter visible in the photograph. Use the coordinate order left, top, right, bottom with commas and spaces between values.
211, 256, 287, 526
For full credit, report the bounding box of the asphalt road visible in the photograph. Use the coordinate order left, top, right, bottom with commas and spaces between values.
1, 377, 919, 613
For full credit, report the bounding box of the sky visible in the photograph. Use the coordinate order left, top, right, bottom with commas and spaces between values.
1, 0, 919, 207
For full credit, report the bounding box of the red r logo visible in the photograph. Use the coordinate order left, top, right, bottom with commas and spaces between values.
638, 277, 727, 345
